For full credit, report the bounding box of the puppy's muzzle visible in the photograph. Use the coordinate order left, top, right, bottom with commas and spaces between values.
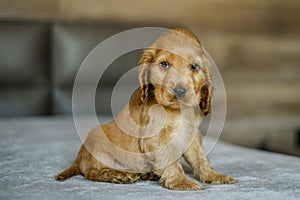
173, 87, 187, 99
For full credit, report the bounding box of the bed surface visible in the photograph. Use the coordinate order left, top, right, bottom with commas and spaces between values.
0, 116, 299, 200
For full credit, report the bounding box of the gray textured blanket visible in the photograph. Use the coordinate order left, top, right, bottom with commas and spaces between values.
0, 117, 299, 200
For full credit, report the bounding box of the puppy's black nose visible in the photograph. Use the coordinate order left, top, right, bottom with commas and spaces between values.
173, 87, 187, 98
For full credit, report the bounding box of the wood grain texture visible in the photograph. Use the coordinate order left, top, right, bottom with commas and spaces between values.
0, 0, 299, 34
0, 0, 299, 121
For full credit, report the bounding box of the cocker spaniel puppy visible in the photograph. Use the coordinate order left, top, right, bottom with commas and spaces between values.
55, 28, 236, 190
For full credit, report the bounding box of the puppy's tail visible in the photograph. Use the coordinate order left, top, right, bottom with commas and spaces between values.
55, 164, 80, 181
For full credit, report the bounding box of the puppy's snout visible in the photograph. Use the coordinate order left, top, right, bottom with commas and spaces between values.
173, 87, 187, 98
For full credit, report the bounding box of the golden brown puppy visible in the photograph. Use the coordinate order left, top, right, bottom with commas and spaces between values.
55, 28, 236, 190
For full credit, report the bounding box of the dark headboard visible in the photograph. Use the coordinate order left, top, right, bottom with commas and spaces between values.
0, 21, 147, 116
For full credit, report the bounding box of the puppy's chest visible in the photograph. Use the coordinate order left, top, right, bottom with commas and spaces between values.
139, 109, 200, 153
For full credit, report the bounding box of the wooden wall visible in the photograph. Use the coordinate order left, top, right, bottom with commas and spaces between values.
1, 0, 299, 154
1, 0, 299, 117
0, 0, 299, 34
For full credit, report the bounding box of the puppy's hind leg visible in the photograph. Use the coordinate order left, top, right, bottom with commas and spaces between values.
85, 168, 140, 184
55, 164, 80, 181
140, 172, 161, 181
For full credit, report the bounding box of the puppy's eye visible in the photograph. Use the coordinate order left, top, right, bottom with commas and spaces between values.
191, 63, 200, 71
160, 61, 170, 69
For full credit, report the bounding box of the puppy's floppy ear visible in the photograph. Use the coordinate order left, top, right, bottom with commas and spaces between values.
139, 48, 155, 102
199, 57, 213, 116
200, 84, 213, 116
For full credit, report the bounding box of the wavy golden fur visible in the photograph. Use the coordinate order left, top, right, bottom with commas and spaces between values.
55, 28, 235, 190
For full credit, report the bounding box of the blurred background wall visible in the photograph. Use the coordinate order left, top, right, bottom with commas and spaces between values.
0, 0, 299, 156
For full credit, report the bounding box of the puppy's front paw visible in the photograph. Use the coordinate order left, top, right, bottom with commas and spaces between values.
163, 178, 205, 190
201, 172, 236, 184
